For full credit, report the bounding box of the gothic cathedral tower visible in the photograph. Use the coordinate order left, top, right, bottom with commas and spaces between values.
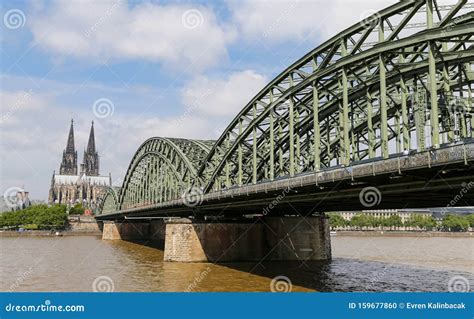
59, 119, 78, 175
82, 121, 100, 176
49, 119, 111, 209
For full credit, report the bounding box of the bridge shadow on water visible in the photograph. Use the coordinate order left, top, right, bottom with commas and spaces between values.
124, 239, 165, 250
120, 238, 335, 291
218, 260, 334, 291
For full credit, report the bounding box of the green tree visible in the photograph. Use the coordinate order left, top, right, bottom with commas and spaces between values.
464, 214, 474, 228
441, 214, 469, 232
0, 204, 67, 230
350, 214, 371, 230
68, 203, 85, 215
404, 214, 436, 231
422, 216, 437, 230
328, 213, 347, 229
368, 215, 381, 228
386, 215, 403, 230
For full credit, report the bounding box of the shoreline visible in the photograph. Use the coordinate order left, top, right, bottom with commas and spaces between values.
0, 230, 101, 237
332, 230, 473, 237
1, 230, 472, 238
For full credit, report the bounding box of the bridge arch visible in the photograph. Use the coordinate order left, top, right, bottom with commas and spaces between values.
97, 187, 120, 215
117, 137, 214, 210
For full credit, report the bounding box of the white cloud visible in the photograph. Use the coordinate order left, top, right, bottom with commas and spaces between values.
181, 70, 268, 117
28, 0, 235, 72
230, 0, 394, 43
0, 90, 46, 126
27, 0, 400, 71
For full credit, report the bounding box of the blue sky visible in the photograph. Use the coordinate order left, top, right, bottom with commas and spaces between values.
1, 0, 393, 199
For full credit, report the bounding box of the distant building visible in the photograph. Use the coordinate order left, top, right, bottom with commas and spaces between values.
335, 207, 473, 223
337, 209, 432, 223
48, 120, 111, 209
0, 189, 31, 212
14, 190, 31, 210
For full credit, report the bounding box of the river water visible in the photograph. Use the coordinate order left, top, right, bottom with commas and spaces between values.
1, 235, 472, 292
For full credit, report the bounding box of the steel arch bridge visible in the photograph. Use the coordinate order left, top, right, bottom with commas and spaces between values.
98, 0, 474, 217
99, 137, 214, 214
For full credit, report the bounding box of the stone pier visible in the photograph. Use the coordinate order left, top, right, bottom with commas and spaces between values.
163, 216, 331, 262
101, 219, 166, 241
100, 216, 331, 262
102, 220, 150, 240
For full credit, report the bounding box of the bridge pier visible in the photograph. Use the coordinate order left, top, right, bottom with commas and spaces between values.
264, 216, 331, 261
102, 220, 150, 240
100, 216, 331, 262
163, 215, 331, 262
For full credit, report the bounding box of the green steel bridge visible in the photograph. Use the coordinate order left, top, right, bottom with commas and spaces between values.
97, 0, 474, 220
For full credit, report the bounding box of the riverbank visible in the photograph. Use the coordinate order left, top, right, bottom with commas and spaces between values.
2, 229, 472, 238
332, 230, 473, 237
0, 215, 102, 237
0, 230, 101, 237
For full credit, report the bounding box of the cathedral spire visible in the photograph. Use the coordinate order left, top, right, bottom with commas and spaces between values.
83, 121, 100, 176
59, 119, 78, 175
66, 119, 75, 153
86, 120, 96, 153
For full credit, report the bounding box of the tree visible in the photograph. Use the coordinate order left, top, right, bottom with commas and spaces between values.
68, 203, 85, 215
464, 214, 474, 228
422, 216, 437, 230
350, 214, 371, 230
386, 215, 403, 230
0, 204, 67, 230
368, 215, 381, 229
404, 214, 435, 231
441, 214, 469, 232
328, 213, 347, 229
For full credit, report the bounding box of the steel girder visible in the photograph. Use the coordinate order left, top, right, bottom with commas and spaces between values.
195, 0, 474, 193
116, 138, 214, 210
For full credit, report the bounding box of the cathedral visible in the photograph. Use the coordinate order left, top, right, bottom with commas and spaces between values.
48, 119, 112, 211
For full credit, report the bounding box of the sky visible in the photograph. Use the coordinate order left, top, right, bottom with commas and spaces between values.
0, 0, 396, 200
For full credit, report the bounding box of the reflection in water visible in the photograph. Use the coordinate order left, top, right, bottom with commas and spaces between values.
1, 236, 472, 292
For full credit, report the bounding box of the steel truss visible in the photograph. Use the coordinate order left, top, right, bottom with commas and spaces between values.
98, 138, 213, 213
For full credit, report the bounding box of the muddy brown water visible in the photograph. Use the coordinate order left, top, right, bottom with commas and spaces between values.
1, 235, 472, 292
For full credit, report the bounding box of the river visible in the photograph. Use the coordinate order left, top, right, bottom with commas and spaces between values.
1, 235, 472, 292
